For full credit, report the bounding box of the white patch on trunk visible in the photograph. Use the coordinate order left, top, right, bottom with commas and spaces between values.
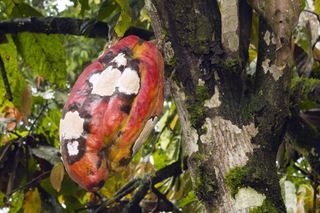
186, 127, 199, 154
234, 187, 266, 210
198, 78, 205, 86
264, 30, 271, 46
280, 178, 297, 213
204, 86, 221, 108
111, 53, 127, 67
221, 0, 239, 52
271, 32, 277, 45
132, 117, 158, 156
89, 66, 122, 96
67, 140, 79, 156
200, 117, 258, 168
262, 58, 286, 81
60, 111, 85, 140
246, 57, 257, 75
116, 67, 140, 95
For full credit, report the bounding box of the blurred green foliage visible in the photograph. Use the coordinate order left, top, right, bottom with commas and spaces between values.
1, 0, 320, 212
0, 0, 198, 212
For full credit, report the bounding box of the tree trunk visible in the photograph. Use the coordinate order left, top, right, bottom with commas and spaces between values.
146, 0, 302, 212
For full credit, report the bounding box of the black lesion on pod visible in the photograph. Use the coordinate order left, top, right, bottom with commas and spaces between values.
62, 137, 86, 165
118, 65, 125, 72
96, 159, 102, 169
127, 59, 140, 71
119, 104, 131, 114
96, 147, 108, 170
80, 95, 104, 117
98, 51, 114, 65
114, 89, 136, 101
82, 120, 91, 136
62, 103, 80, 117
120, 47, 132, 56
119, 157, 131, 167
86, 180, 105, 192
137, 39, 144, 45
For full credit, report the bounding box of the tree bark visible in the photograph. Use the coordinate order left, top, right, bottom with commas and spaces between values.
0, 17, 153, 40
146, 0, 302, 211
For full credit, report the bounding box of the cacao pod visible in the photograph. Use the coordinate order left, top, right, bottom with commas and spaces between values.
59, 36, 164, 191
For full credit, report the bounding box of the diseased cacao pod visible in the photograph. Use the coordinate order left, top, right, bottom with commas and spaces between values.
59, 36, 164, 191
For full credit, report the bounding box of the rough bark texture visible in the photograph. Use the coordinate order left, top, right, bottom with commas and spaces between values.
146, 0, 302, 212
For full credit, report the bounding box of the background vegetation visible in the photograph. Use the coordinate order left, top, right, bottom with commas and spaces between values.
0, 0, 320, 212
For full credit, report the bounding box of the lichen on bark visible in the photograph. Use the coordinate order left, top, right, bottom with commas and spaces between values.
146, 0, 298, 211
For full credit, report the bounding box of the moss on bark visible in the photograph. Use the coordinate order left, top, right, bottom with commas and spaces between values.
224, 166, 247, 197
186, 85, 210, 128
249, 199, 278, 213
189, 154, 219, 207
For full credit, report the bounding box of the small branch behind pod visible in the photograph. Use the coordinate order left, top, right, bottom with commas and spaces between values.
0, 55, 13, 101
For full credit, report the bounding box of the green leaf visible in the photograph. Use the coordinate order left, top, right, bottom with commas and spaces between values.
152, 148, 170, 170
36, 108, 61, 147
23, 188, 41, 213
10, 3, 43, 18
97, 0, 120, 21
31, 145, 61, 165
0, 192, 5, 207
114, 0, 132, 37
50, 162, 65, 192
2, 0, 22, 17
315, 0, 320, 14
177, 191, 196, 208
79, 0, 89, 16
9, 191, 24, 213
0, 34, 26, 108
69, 0, 90, 16
40, 175, 81, 197
15, 33, 67, 88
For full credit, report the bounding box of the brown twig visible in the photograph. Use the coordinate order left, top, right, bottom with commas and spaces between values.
151, 185, 181, 213
93, 160, 184, 212
0, 17, 154, 40
7, 170, 51, 196
0, 55, 13, 101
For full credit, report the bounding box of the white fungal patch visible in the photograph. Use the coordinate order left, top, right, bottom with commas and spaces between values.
262, 58, 285, 81
60, 111, 84, 140
281, 179, 297, 212
89, 66, 122, 96
316, 41, 320, 49
204, 86, 221, 108
116, 67, 140, 95
67, 141, 79, 156
111, 53, 127, 67
235, 187, 266, 210
132, 117, 158, 156
264, 30, 271, 46
221, 0, 239, 52
271, 32, 277, 45
186, 127, 199, 154
200, 117, 258, 170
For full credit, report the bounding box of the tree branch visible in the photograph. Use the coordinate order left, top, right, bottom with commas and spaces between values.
93, 160, 184, 212
151, 185, 181, 213
248, 0, 302, 45
0, 17, 154, 40
0, 55, 13, 101
239, 0, 252, 67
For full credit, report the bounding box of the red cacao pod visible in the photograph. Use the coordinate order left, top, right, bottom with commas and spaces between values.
59, 36, 164, 191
